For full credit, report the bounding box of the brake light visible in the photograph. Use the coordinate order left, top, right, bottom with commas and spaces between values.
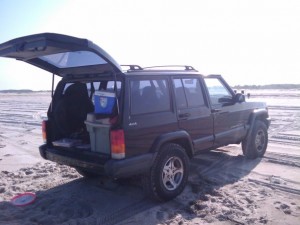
42, 120, 47, 143
110, 129, 125, 159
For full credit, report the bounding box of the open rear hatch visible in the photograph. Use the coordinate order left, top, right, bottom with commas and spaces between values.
0, 33, 122, 76
0, 33, 124, 161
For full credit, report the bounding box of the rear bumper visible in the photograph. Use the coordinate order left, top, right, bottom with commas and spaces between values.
39, 144, 154, 178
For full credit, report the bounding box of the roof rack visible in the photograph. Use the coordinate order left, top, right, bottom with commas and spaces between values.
120, 65, 197, 72
143, 65, 196, 71
120, 65, 143, 71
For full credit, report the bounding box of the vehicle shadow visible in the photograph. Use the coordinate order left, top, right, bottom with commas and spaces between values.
165, 147, 264, 225
0, 146, 262, 225
190, 146, 263, 186
124, 146, 264, 225
0, 174, 155, 225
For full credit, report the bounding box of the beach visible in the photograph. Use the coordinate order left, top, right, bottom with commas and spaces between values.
0, 89, 299, 225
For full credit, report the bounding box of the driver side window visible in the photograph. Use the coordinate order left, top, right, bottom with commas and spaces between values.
204, 78, 233, 106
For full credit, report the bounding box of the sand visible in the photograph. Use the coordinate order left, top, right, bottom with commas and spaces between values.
0, 90, 299, 225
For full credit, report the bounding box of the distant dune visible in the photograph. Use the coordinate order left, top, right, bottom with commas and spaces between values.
233, 84, 300, 89
0, 89, 51, 93
0, 89, 33, 93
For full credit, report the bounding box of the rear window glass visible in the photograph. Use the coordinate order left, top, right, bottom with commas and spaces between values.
39, 51, 106, 68
130, 79, 170, 115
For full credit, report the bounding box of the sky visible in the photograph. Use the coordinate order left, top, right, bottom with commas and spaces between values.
0, 0, 300, 90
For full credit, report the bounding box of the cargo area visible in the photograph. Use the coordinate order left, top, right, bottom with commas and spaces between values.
45, 79, 122, 158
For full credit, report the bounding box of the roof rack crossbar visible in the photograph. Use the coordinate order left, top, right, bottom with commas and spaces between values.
142, 65, 196, 71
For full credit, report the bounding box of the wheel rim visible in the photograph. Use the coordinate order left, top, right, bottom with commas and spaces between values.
255, 129, 266, 153
162, 156, 184, 191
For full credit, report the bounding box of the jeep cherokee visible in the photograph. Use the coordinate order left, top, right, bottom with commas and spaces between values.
0, 33, 271, 201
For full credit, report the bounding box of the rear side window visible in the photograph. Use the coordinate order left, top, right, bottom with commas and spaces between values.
62, 80, 122, 115
130, 79, 170, 115
173, 78, 205, 108
64, 81, 121, 97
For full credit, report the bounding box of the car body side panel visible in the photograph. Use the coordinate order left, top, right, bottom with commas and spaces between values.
173, 76, 214, 152
124, 112, 178, 157
177, 106, 214, 151
213, 102, 267, 145
122, 76, 178, 157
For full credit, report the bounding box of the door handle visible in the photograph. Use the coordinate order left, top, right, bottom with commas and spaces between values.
211, 109, 221, 113
211, 109, 228, 114
179, 113, 191, 119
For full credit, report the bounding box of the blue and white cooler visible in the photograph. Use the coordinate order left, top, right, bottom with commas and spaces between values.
94, 91, 116, 114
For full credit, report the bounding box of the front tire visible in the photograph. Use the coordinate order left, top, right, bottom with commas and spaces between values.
242, 120, 268, 159
142, 143, 189, 201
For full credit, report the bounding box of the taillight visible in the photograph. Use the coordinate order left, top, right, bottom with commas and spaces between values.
110, 129, 125, 159
42, 120, 47, 143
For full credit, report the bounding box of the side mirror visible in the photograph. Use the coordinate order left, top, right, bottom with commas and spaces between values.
234, 93, 245, 103
218, 96, 234, 106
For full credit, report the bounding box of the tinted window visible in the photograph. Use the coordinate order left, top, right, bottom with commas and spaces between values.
173, 78, 205, 108
63, 81, 121, 99
40, 51, 106, 68
173, 79, 187, 108
107, 81, 122, 93
130, 79, 170, 115
182, 78, 205, 107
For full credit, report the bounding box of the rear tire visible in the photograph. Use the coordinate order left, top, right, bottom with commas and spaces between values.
142, 143, 189, 201
242, 120, 268, 159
